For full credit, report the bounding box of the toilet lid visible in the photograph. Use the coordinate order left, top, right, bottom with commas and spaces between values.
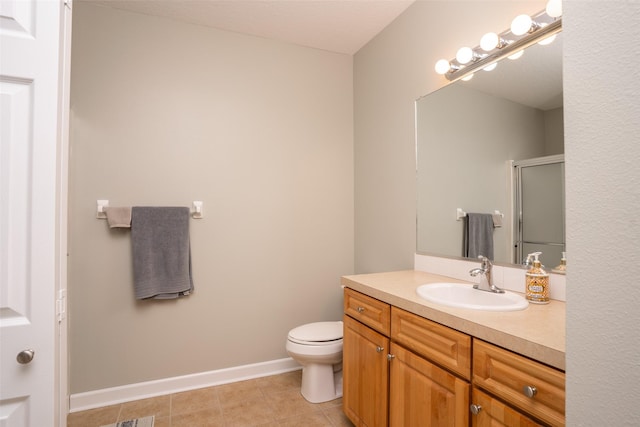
288, 321, 343, 343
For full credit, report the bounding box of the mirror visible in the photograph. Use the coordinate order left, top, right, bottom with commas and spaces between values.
416, 33, 564, 267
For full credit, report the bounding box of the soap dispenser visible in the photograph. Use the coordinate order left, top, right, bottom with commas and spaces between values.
525, 252, 550, 304
552, 252, 567, 274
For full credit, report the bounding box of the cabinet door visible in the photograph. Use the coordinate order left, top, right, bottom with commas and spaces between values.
343, 314, 390, 427
471, 388, 543, 427
389, 343, 469, 427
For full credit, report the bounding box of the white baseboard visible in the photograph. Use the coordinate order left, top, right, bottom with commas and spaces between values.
69, 357, 301, 413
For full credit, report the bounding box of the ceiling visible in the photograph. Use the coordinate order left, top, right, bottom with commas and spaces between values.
83, 0, 416, 55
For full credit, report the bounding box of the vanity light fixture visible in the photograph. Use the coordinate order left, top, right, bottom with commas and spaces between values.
456, 46, 483, 64
480, 32, 508, 52
546, 0, 563, 18
510, 14, 539, 36
483, 62, 498, 72
434, 2, 561, 82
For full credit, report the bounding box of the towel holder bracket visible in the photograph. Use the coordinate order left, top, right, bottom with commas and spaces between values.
192, 201, 203, 219
96, 200, 109, 219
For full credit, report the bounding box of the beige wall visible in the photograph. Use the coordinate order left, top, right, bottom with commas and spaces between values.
69, 3, 353, 393
354, 0, 640, 424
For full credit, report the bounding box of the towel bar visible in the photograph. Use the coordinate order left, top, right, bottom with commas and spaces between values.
456, 208, 504, 221
96, 200, 204, 219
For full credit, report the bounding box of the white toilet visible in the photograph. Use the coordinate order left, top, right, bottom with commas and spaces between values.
286, 321, 344, 403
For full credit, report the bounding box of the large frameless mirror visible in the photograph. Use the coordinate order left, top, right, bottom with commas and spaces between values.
416, 33, 564, 268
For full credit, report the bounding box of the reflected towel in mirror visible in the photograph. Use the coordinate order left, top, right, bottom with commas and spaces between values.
464, 213, 494, 260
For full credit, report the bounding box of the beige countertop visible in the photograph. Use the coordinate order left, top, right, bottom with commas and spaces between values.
341, 270, 565, 371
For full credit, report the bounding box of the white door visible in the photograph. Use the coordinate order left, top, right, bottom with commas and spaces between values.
0, 1, 68, 426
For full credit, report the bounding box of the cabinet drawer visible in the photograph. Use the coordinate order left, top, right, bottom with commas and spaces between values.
391, 307, 471, 380
473, 340, 565, 427
344, 288, 391, 336
471, 388, 543, 427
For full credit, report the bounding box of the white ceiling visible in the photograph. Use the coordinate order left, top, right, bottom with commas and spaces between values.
83, 0, 416, 55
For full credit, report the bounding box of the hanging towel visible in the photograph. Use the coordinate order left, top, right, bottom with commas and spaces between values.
464, 213, 494, 260
131, 207, 193, 300
103, 206, 132, 228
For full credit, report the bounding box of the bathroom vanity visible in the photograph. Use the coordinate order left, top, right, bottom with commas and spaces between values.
341, 270, 565, 427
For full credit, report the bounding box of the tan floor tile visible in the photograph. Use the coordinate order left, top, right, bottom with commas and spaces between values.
255, 370, 302, 394
221, 396, 276, 427
217, 380, 265, 408
153, 416, 171, 427
119, 395, 170, 420
277, 411, 334, 427
171, 386, 220, 415
66, 372, 346, 427
322, 405, 354, 427
316, 396, 343, 409
264, 388, 321, 420
171, 407, 225, 427
67, 405, 121, 427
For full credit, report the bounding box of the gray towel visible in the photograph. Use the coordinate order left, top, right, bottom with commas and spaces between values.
131, 207, 193, 300
464, 213, 494, 260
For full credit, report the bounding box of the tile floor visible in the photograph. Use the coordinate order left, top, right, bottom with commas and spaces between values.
67, 370, 354, 427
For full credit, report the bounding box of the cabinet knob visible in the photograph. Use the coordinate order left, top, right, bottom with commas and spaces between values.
470, 404, 482, 415
523, 385, 538, 398
356, 306, 365, 313
387, 353, 395, 361
376, 346, 384, 353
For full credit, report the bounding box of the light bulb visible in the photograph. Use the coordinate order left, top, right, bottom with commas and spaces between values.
461, 73, 474, 82
511, 14, 533, 36
546, 0, 562, 18
456, 47, 474, 65
435, 59, 451, 75
483, 62, 497, 72
538, 34, 556, 45
480, 32, 499, 52
508, 50, 524, 60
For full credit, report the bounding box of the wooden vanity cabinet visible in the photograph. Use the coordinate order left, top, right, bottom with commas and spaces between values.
343, 288, 391, 426
343, 288, 470, 426
343, 287, 565, 427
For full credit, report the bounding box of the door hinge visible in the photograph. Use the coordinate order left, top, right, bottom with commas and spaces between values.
57, 289, 67, 323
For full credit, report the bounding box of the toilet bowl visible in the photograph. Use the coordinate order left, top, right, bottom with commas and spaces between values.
286, 321, 343, 403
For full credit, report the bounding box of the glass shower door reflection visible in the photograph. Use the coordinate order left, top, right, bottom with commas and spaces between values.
515, 156, 565, 268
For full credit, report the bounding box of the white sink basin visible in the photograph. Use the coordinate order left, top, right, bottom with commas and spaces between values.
416, 282, 528, 312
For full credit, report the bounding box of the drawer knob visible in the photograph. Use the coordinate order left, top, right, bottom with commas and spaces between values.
356, 306, 365, 313
387, 353, 395, 361
376, 346, 384, 353
523, 385, 538, 398
470, 404, 482, 415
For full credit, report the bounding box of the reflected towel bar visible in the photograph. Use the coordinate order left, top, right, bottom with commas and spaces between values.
456, 208, 503, 221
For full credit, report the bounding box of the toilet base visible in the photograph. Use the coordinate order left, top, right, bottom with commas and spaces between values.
300, 364, 343, 403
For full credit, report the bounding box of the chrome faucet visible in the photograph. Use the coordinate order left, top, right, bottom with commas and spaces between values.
469, 256, 505, 293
